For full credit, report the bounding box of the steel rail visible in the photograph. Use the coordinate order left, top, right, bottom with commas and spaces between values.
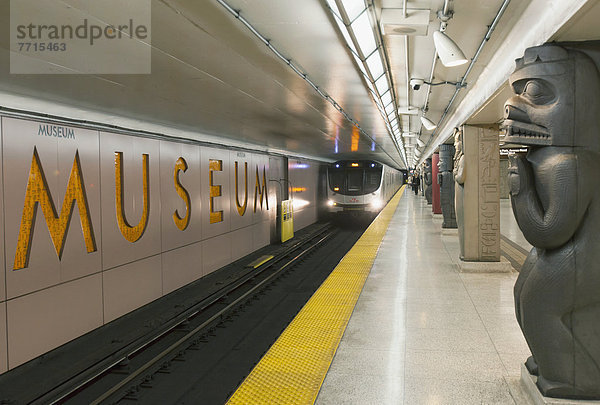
79, 232, 333, 405
37, 226, 332, 405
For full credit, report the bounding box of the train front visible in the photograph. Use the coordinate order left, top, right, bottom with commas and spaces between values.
326, 160, 385, 214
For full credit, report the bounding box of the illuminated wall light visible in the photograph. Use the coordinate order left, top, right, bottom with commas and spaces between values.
371, 141, 376, 151
351, 126, 360, 152
293, 199, 311, 210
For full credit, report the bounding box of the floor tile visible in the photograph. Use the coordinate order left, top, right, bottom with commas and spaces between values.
403, 377, 516, 405
327, 345, 404, 377
405, 350, 506, 382
317, 192, 532, 405
406, 310, 486, 331
316, 371, 403, 405
405, 327, 497, 353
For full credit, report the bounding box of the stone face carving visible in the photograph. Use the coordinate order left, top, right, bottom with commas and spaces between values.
505, 42, 600, 400
424, 158, 433, 204
438, 144, 457, 228
453, 128, 465, 259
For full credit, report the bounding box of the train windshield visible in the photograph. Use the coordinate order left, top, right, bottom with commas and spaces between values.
328, 161, 382, 196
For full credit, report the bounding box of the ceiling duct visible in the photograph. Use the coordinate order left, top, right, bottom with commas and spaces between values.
381, 9, 430, 36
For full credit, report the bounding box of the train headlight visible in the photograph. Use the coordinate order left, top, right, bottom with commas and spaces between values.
327, 200, 335, 206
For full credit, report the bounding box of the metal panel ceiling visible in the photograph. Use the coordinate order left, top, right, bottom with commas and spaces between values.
0, 0, 598, 169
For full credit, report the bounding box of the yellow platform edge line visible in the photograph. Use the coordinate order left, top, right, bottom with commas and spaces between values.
226, 185, 407, 405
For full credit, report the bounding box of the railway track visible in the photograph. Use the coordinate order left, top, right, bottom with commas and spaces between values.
28, 221, 369, 404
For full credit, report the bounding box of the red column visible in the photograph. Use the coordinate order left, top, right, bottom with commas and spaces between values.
432, 152, 442, 214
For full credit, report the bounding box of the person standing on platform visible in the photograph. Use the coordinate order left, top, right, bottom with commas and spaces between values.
412, 172, 420, 195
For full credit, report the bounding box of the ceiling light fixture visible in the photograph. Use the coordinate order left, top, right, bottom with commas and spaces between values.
325, 0, 407, 168
420, 116, 437, 131
433, 31, 468, 67
217, 0, 405, 168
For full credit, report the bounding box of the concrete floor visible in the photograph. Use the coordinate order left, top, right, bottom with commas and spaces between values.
316, 192, 533, 405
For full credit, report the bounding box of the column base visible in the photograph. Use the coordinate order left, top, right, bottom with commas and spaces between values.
457, 257, 513, 273
520, 364, 600, 405
441, 228, 458, 235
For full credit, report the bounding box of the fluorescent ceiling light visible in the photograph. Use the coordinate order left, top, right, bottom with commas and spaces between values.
351, 53, 368, 76
326, 0, 342, 20
380, 90, 392, 107
365, 79, 376, 95
340, 0, 367, 22
402, 132, 416, 138
336, 18, 359, 55
384, 103, 395, 115
375, 75, 389, 95
366, 51, 384, 79
433, 31, 468, 67
416, 138, 425, 147
420, 116, 437, 130
351, 12, 377, 57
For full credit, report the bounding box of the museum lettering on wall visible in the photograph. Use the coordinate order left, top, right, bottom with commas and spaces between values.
8, 118, 270, 271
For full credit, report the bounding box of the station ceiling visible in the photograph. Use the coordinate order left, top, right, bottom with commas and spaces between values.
0, 0, 599, 169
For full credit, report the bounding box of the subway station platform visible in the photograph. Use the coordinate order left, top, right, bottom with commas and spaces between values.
229, 187, 534, 404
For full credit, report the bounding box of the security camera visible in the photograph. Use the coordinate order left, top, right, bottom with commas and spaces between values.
410, 78, 424, 90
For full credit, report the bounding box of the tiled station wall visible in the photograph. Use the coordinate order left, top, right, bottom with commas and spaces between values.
0, 117, 321, 373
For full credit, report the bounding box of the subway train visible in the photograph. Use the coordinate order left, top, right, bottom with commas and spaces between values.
326, 160, 405, 215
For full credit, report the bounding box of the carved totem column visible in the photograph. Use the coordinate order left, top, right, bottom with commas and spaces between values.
455, 125, 510, 272
505, 42, 600, 400
431, 152, 442, 214
424, 158, 432, 204
454, 128, 466, 257
439, 144, 457, 228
